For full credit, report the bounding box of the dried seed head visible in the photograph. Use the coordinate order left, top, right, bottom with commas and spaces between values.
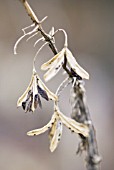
41, 47, 89, 82
17, 70, 57, 112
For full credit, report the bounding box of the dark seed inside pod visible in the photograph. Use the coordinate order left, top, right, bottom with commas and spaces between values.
58, 133, 61, 137
26, 101, 32, 112
58, 138, 61, 141
34, 94, 39, 109
37, 85, 49, 101
22, 102, 26, 110
37, 94, 42, 108
71, 130, 74, 133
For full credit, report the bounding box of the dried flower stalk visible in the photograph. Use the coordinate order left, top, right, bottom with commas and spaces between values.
14, 0, 101, 169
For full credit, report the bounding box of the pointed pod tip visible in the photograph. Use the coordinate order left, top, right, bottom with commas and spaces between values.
41, 64, 47, 71
17, 101, 21, 108
79, 69, 89, 80
48, 94, 58, 102
27, 131, 34, 136
78, 70, 89, 80
81, 68, 90, 80
49, 146, 55, 153
85, 73, 89, 80
43, 73, 53, 82
43, 75, 48, 82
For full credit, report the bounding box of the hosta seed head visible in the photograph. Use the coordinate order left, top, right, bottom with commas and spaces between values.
17, 69, 58, 112
41, 47, 89, 82
27, 109, 89, 152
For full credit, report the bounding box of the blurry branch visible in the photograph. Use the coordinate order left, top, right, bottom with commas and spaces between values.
18, 0, 102, 169
20, 0, 58, 55
70, 80, 102, 170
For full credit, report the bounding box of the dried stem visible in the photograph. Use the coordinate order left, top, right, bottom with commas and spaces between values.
70, 80, 102, 170
54, 77, 71, 110
33, 42, 48, 70
54, 29, 68, 47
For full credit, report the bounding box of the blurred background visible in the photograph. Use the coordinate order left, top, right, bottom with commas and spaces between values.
0, 0, 114, 169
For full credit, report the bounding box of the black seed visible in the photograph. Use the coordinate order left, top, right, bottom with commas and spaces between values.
34, 94, 38, 109
36, 77, 39, 84
30, 92, 33, 100
37, 85, 49, 101
34, 94, 42, 109
22, 102, 26, 110
69, 127, 71, 130
58, 138, 60, 141
37, 94, 42, 108
26, 101, 32, 112
71, 130, 74, 133
55, 64, 61, 70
